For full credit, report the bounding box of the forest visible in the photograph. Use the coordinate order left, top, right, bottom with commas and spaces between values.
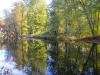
0, 0, 100, 75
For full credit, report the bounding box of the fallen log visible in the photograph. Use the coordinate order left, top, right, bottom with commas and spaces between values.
19, 34, 100, 44
75, 35, 100, 44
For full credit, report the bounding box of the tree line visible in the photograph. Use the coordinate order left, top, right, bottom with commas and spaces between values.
0, 0, 100, 74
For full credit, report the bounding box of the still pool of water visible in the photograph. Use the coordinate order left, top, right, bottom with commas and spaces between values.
0, 42, 100, 75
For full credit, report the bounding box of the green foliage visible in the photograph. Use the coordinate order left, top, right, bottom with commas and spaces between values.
27, 0, 47, 34
11, 2, 28, 65
27, 0, 47, 72
3, 0, 100, 74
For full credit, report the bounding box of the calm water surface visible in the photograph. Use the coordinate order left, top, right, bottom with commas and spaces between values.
0, 42, 100, 75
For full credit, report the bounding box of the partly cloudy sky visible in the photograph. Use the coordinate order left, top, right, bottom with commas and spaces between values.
0, 0, 52, 18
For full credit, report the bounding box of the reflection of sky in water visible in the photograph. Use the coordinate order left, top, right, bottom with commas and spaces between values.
0, 49, 9, 61
0, 48, 27, 75
45, 55, 54, 75
0, 49, 54, 75
45, 66, 53, 75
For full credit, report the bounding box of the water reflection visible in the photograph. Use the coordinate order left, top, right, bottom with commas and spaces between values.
45, 55, 54, 75
1, 42, 99, 75
46, 43, 99, 75
0, 48, 27, 75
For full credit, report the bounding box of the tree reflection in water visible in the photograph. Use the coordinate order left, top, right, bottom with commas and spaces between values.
0, 43, 99, 75
46, 43, 99, 75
